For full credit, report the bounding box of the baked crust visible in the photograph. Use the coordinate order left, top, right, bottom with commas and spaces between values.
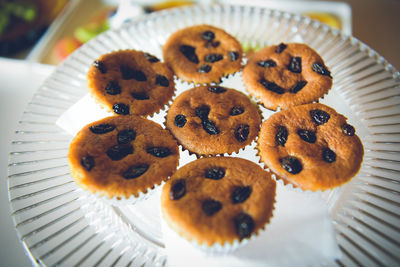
258, 103, 364, 191
161, 157, 276, 245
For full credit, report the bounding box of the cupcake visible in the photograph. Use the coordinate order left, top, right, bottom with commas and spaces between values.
242, 43, 332, 110
257, 103, 364, 191
165, 85, 261, 156
68, 115, 179, 204
161, 157, 276, 251
87, 49, 175, 116
163, 24, 243, 84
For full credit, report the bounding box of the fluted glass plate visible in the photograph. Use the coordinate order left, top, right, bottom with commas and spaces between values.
8, 4, 400, 266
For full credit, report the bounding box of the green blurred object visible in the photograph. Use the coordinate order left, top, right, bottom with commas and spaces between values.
0, 0, 37, 35
0, 0, 68, 57
74, 20, 109, 43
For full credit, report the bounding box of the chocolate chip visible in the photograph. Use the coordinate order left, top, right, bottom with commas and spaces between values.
276, 125, 288, 146
122, 164, 149, 179
257, 60, 276, 68
202, 119, 220, 135
174, 114, 187, 128
201, 30, 215, 41
156, 74, 169, 87
113, 103, 130, 115
275, 43, 287, 53
105, 81, 121, 95
229, 51, 240, 61
143, 52, 159, 63
205, 167, 225, 180
195, 105, 210, 120
260, 79, 285, 94
180, 45, 199, 64
170, 179, 185, 200
204, 53, 223, 63
146, 147, 171, 158
234, 212, 254, 239
322, 148, 336, 163
132, 70, 147, 81
231, 186, 252, 204
202, 199, 222, 216
290, 81, 307, 93
280, 156, 302, 174
120, 65, 147, 81
198, 64, 212, 73
297, 129, 316, 143
208, 86, 226, 94
235, 124, 250, 142
288, 57, 302, 73
117, 129, 136, 144
89, 124, 115, 134
342, 124, 355, 136
81, 156, 94, 171
310, 109, 330, 125
131, 92, 149, 100
93, 60, 107, 73
230, 106, 244, 116
312, 62, 332, 78
106, 144, 133, 161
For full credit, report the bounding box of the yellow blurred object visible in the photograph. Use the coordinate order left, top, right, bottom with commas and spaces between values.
304, 12, 341, 30
144, 0, 194, 12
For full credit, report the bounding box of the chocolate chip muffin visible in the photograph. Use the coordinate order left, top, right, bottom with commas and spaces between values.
87, 49, 175, 116
163, 24, 243, 84
68, 115, 179, 201
242, 43, 332, 110
161, 157, 276, 247
258, 103, 364, 191
165, 85, 261, 156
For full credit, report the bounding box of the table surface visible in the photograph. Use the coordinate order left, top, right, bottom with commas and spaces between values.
1, 0, 399, 266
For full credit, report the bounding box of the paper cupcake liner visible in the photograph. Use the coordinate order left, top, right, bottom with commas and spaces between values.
76, 180, 166, 206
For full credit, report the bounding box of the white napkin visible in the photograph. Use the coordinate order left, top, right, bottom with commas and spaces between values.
56, 94, 112, 136
57, 86, 341, 267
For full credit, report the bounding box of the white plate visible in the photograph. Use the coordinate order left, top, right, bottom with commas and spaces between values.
8, 4, 400, 266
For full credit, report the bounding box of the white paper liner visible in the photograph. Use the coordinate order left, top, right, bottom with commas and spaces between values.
91, 180, 165, 206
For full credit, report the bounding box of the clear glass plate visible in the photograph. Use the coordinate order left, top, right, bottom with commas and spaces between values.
7, 4, 400, 266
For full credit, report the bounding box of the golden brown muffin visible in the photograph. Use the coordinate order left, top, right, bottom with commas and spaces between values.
165, 85, 261, 156
162, 24, 243, 84
258, 103, 364, 191
242, 43, 332, 110
87, 49, 175, 116
68, 115, 179, 199
161, 157, 276, 246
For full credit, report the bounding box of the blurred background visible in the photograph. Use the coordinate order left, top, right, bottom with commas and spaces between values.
1, 0, 399, 266
1, 0, 399, 68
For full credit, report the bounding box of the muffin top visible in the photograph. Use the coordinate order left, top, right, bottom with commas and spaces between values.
258, 103, 364, 191
163, 24, 243, 84
165, 85, 261, 156
161, 157, 276, 246
242, 43, 332, 110
87, 49, 175, 116
68, 115, 179, 199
